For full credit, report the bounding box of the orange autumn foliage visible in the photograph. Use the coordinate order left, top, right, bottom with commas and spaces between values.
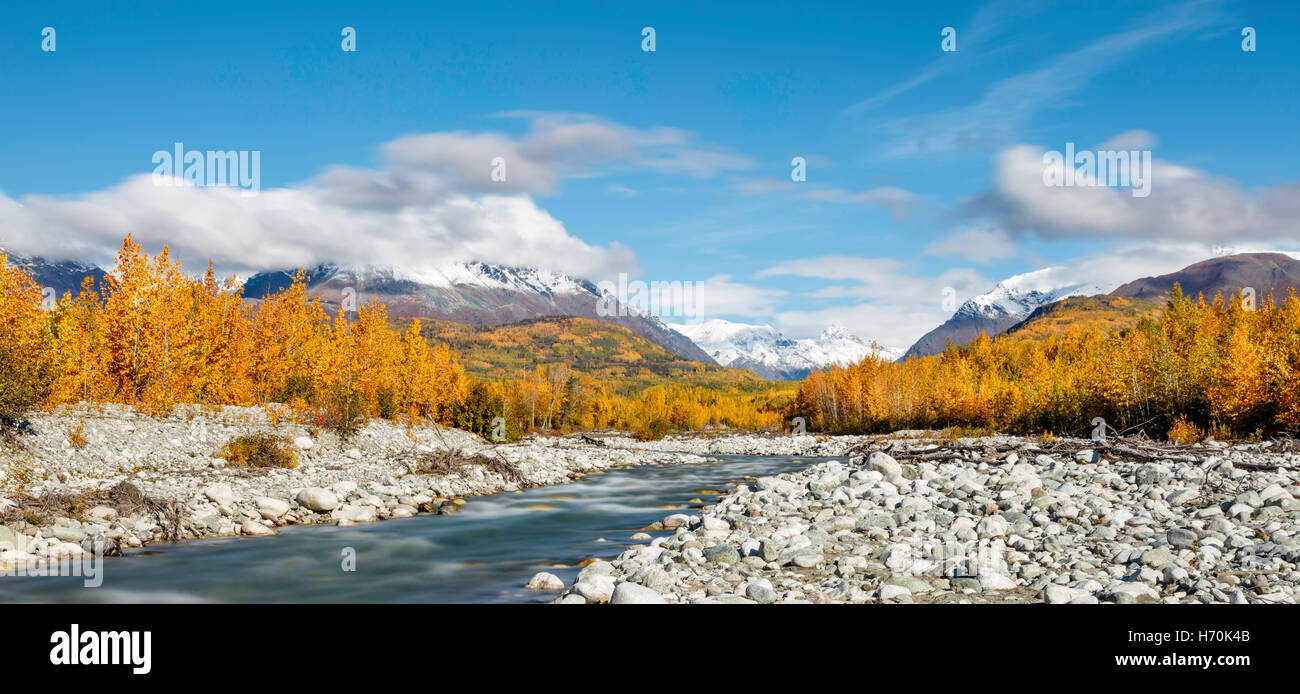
791, 284, 1300, 440
5, 236, 783, 441
13, 236, 468, 427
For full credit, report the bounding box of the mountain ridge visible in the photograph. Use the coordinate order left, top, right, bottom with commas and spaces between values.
903, 268, 1111, 359
671, 318, 901, 380
241, 261, 719, 364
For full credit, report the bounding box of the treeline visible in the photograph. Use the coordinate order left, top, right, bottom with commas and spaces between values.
789, 285, 1300, 440
0, 237, 786, 441
1, 237, 468, 433
458, 369, 786, 441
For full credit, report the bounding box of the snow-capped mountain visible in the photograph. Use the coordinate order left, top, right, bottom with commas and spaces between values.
0, 252, 107, 298
904, 267, 1113, 358
671, 319, 901, 380
959, 268, 1110, 321
242, 262, 718, 364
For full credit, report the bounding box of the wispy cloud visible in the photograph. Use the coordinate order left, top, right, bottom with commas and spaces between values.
732, 179, 919, 218
862, 1, 1222, 157
844, 0, 1038, 115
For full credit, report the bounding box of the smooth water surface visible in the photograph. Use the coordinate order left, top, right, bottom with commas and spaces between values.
0, 455, 830, 603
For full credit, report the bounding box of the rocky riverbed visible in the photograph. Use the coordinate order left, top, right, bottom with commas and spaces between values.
552, 436, 1300, 604
0, 404, 714, 571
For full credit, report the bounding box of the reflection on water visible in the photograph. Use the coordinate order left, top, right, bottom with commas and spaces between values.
0, 455, 830, 603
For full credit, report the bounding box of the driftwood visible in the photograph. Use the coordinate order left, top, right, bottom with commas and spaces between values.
408, 427, 525, 484
849, 433, 1297, 472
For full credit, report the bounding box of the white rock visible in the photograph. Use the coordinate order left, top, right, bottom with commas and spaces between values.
575, 575, 616, 603
866, 451, 903, 478
292, 435, 314, 450
296, 487, 340, 512
256, 497, 290, 520
980, 572, 1017, 590
331, 481, 359, 495
701, 516, 730, 531
525, 572, 565, 591
1044, 584, 1074, 604
609, 581, 667, 604
1165, 489, 1199, 505
879, 584, 912, 601
661, 514, 690, 529
976, 515, 1009, 538
332, 504, 377, 523
203, 484, 234, 507
241, 520, 275, 536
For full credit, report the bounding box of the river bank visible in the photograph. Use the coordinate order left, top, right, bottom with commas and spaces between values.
554, 436, 1300, 604
0, 404, 723, 571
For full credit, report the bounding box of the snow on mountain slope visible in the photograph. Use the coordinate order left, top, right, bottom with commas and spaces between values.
242, 262, 718, 364
282, 261, 590, 296
960, 267, 1111, 319
904, 267, 1115, 359
671, 319, 900, 380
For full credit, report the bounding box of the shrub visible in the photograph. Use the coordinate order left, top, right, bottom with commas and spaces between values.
68, 423, 88, 450
316, 383, 368, 439
220, 433, 298, 469
632, 415, 671, 442
1167, 415, 1202, 444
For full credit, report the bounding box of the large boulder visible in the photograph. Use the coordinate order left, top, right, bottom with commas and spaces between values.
865, 451, 902, 478
525, 572, 565, 591
296, 488, 340, 512
203, 484, 235, 507
609, 581, 667, 604
256, 497, 290, 520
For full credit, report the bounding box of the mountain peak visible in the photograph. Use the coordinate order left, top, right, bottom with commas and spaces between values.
820, 323, 851, 339
671, 320, 901, 380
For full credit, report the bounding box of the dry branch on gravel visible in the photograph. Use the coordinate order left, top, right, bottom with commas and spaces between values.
406, 427, 525, 484
849, 434, 1297, 472
0, 481, 184, 542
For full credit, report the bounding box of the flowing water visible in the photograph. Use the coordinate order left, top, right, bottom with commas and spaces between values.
0, 455, 832, 603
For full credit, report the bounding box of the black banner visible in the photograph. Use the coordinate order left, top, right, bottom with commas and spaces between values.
7, 603, 1290, 683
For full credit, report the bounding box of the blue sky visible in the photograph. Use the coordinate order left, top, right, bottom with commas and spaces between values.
2, 0, 1298, 349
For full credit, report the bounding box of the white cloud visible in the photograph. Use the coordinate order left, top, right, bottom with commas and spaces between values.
757, 255, 992, 348
0, 175, 638, 282
731, 179, 919, 218
798, 186, 918, 218
924, 225, 1021, 264
1097, 129, 1158, 150
971, 143, 1300, 242
689, 274, 788, 321
603, 183, 639, 198
0, 113, 754, 280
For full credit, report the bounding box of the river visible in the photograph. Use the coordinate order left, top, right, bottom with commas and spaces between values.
0, 454, 831, 603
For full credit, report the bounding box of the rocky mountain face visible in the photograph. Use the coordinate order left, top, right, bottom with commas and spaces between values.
671, 319, 901, 380
1112, 252, 1300, 304
1, 253, 107, 299
241, 262, 718, 364
903, 268, 1111, 359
